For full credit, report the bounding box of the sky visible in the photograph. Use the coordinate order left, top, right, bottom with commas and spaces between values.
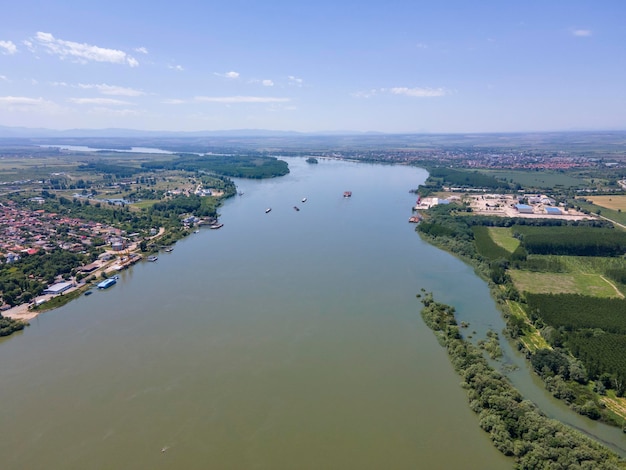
0, 1, 625, 134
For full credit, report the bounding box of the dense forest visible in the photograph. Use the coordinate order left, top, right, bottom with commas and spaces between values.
141, 154, 289, 178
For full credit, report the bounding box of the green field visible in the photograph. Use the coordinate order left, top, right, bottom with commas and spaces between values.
487, 227, 520, 253
479, 169, 585, 189
509, 270, 623, 298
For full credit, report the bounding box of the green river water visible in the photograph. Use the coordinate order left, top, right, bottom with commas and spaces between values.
1, 157, 623, 469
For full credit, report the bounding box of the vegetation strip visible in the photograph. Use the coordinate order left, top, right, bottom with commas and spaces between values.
419, 293, 623, 469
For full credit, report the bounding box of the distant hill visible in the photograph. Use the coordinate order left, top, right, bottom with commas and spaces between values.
0, 125, 373, 139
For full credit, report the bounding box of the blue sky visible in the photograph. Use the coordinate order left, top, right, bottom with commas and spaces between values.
0, 1, 624, 133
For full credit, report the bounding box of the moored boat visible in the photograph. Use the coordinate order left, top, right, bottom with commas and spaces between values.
293, 206, 300, 211
147, 255, 158, 262
302, 197, 307, 203
210, 223, 224, 229
265, 208, 272, 213
343, 191, 352, 198
97, 278, 117, 289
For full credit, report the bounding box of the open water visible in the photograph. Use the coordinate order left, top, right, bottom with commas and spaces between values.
0, 157, 623, 469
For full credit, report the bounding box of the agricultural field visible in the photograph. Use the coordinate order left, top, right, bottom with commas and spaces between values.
585, 195, 626, 212
472, 226, 512, 260
509, 270, 623, 298
575, 198, 626, 227
487, 227, 520, 253
478, 169, 586, 189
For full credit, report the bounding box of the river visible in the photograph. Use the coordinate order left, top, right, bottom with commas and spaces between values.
0, 157, 622, 469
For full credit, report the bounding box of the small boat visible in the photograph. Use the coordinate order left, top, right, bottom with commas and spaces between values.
147, 255, 158, 262
343, 191, 352, 198
164, 248, 173, 253
302, 197, 307, 203
265, 208, 272, 213
84, 291, 92, 296
194, 229, 200, 234
210, 223, 224, 229
293, 206, 300, 211
238, 192, 244, 196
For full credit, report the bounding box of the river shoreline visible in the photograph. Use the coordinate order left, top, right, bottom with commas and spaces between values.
2, 228, 167, 323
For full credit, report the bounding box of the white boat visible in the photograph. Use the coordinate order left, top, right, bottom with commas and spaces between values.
265, 208, 272, 213
302, 197, 307, 203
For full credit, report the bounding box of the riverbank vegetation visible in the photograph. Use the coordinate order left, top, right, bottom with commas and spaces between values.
419, 294, 624, 469
0, 314, 27, 336
416, 202, 626, 428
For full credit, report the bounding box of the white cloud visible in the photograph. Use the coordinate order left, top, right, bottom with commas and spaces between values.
134, 47, 148, 54
163, 99, 185, 104
51, 81, 68, 87
33, 31, 139, 67
351, 89, 379, 99
78, 83, 145, 96
0, 40, 17, 55
195, 96, 290, 103
88, 107, 141, 116
415, 43, 429, 49
0, 96, 46, 106
22, 40, 35, 52
69, 97, 132, 106
572, 29, 592, 37
288, 75, 303, 86
0, 96, 57, 112
262, 79, 274, 87
0, 75, 8, 81
169, 64, 184, 71
215, 71, 240, 79
352, 87, 448, 99
390, 87, 448, 97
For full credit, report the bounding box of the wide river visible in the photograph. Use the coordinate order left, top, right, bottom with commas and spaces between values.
0, 158, 623, 469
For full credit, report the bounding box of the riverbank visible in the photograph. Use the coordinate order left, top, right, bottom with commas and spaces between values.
2, 227, 168, 323
419, 294, 623, 469
414, 204, 626, 430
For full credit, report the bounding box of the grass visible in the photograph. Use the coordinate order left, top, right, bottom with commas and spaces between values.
507, 300, 550, 352
487, 227, 520, 253
548, 254, 626, 274
601, 392, 626, 422
509, 270, 623, 298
